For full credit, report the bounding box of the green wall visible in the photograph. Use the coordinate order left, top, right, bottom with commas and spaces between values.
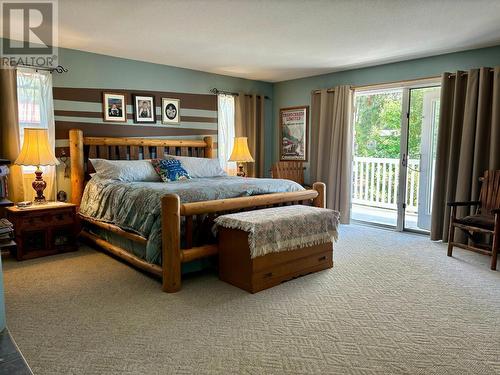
273, 45, 500, 163
50, 44, 275, 174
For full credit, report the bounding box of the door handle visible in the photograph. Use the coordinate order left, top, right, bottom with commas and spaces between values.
402, 153, 407, 167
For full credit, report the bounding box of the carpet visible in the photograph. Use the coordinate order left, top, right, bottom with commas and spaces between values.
3, 224, 499, 374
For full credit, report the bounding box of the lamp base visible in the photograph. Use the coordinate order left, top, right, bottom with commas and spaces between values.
236, 163, 246, 177
32, 167, 47, 204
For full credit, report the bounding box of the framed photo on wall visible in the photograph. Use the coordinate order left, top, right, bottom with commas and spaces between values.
161, 98, 180, 124
133, 94, 156, 123
279, 106, 308, 161
103, 92, 127, 122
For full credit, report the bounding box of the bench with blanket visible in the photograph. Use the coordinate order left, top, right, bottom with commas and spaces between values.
215, 205, 340, 293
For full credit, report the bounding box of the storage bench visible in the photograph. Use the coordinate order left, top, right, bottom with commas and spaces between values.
215, 205, 339, 293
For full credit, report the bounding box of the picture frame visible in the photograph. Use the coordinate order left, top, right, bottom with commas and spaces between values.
132, 94, 156, 124
103, 92, 127, 122
279, 106, 308, 161
161, 98, 180, 124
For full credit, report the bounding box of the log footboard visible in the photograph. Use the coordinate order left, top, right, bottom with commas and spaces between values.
161, 182, 326, 293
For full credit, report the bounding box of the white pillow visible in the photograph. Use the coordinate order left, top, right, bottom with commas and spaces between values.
89, 159, 161, 182
172, 156, 227, 178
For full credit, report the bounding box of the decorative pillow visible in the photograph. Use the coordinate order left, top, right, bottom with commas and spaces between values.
89, 159, 161, 182
173, 156, 227, 178
151, 158, 191, 182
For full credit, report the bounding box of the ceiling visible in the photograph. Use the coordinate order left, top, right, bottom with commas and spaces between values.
4, 0, 500, 82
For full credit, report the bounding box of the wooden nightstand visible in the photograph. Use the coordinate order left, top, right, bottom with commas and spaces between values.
6, 202, 79, 260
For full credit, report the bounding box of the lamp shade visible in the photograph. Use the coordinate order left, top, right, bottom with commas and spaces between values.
14, 128, 59, 166
229, 137, 254, 163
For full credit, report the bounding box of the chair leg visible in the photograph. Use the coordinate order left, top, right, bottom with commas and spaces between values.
447, 207, 457, 257
447, 227, 455, 257
491, 215, 499, 271
492, 241, 498, 271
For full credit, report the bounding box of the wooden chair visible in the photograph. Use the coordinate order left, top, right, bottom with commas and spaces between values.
271, 161, 306, 186
447, 170, 500, 270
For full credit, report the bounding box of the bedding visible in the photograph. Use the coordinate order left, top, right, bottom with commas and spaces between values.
89, 158, 161, 182
79, 175, 304, 265
151, 158, 191, 182
172, 156, 227, 178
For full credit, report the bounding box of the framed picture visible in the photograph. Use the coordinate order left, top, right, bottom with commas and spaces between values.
103, 92, 127, 122
279, 106, 308, 161
133, 94, 156, 124
161, 98, 180, 124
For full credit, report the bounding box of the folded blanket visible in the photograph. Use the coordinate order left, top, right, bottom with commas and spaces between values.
214, 205, 340, 258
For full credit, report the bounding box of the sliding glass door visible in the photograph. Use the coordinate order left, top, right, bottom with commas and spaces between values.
351, 82, 441, 232
404, 87, 440, 231
352, 89, 403, 227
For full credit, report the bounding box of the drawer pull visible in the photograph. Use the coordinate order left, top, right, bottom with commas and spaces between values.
318, 255, 326, 262
56, 214, 64, 220
263, 272, 273, 278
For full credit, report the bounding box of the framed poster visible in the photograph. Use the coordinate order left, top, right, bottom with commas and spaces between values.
279, 106, 308, 161
103, 92, 127, 122
161, 98, 180, 124
133, 94, 156, 124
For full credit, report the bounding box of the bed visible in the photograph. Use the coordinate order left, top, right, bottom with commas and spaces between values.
69, 129, 326, 292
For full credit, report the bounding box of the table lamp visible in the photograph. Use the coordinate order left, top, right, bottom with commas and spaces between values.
229, 137, 254, 177
14, 128, 59, 203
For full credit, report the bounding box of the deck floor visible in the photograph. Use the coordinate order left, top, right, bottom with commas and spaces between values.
351, 204, 425, 231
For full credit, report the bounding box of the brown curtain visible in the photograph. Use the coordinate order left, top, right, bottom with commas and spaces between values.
430, 67, 500, 241
310, 86, 353, 224
0, 67, 24, 203
235, 94, 265, 177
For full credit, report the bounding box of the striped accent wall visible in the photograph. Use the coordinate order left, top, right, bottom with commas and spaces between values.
53, 87, 218, 157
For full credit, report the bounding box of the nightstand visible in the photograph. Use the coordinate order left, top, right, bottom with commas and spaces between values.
6, 202, 79, 261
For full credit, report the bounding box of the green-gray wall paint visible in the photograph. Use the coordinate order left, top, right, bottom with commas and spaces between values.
273, 45, 500, 163
4, 38, 500, 177
50, 45, 275, 173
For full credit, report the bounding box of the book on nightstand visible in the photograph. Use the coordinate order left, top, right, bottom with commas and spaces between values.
0, 218, 15, 249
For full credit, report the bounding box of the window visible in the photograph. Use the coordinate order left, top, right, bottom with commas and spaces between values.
217, 94, 236, 175
16, 68, 56, 200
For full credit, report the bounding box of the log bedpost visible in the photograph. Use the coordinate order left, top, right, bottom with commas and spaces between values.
161, 194, 182, 292
312, 182, 326, 208
69, 129, 85, 206
204, 136, 214, 158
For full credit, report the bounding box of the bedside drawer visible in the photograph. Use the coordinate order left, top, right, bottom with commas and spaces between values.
51, 211, 74, 226
17, 210, 74, 230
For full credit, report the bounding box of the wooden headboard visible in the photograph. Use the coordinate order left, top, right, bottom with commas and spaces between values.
69, 129, 214, 206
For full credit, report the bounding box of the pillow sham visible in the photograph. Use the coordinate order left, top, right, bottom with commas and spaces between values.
89, 159, 161, 182
151, 158, 191, 182
172, 156, 227, 178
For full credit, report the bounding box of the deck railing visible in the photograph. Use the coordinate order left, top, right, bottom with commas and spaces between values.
352, 157, 419, 213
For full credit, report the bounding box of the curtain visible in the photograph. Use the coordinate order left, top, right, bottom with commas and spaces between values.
16, 68, 57, 201
0, 67, 24, 203
310, 86, 353, 224
235, 94, 265, 177
217, 94, 237, 175
430, 67, 500, 241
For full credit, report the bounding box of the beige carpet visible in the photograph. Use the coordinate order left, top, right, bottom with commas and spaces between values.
3, 224, 500, 375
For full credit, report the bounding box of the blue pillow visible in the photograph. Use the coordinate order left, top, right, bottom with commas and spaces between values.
151, 159, 191, 182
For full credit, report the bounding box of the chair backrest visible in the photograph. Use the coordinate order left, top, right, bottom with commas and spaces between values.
271, 161, 305, 185
479, 170, 500, 215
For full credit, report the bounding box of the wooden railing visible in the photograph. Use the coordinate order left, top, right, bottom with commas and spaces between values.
352, 157, 419, 213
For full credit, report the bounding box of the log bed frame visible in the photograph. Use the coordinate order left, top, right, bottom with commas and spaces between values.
69, 129, 326, 293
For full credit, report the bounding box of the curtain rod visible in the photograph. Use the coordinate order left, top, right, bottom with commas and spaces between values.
447, 68, 496, 78
210, 88, 270, 100
312, 75, 441, 94
13, 63, 68, 73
